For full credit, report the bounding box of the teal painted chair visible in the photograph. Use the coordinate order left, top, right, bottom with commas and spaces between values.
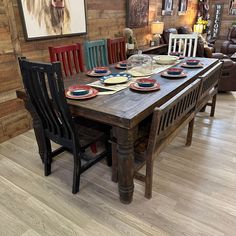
83, 39, 108, 70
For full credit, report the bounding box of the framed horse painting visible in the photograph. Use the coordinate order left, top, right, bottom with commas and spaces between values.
18, 0, 87, 40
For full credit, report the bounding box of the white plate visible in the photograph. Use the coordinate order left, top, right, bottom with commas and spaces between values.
153, 55, 178, 65
100, 74, 132, 84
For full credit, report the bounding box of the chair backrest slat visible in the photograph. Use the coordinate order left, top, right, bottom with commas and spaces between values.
49, 44, 84, 77
168, 33, 198, 57
147, 79, 201, 155
84, 39, 108, 70
198, 62, 223, 101
107, 37, 126, 64
19, 58, 76, 143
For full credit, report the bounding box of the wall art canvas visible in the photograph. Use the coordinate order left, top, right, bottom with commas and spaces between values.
229, 0, 236, 15
18, 0, 87, 40
126, 0, 149, 28
178, 0, 188, 15
162, 0, 174, 16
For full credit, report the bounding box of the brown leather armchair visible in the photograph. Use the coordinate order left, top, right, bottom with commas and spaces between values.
162, 28, 178, 45
221, 26, 236, 56
218, 59, 236, 92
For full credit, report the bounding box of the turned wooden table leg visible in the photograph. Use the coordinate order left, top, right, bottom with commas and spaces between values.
116, 127, 134, 204
23, 98, 45, 163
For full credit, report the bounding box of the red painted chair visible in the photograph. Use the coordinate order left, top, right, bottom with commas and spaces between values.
107, 37, 126, 64
49, 44, 84, 77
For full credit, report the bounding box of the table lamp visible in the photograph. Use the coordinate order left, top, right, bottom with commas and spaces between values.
193, 24, 204, 34
151, 21, 164, 46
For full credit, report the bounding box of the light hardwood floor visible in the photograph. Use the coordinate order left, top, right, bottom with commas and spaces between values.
0, 92, 236, 236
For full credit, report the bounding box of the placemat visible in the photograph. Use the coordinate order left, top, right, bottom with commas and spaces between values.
88, 61, 181, 95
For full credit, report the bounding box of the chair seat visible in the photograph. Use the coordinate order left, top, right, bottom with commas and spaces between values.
77, 124, 106, 149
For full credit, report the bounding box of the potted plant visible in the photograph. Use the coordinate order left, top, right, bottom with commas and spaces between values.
123, 28, 137, 51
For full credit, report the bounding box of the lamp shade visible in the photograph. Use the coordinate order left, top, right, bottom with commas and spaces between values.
193, 24, 203, 34
151, 21, 164, 35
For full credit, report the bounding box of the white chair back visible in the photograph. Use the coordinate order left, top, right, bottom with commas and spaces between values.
168, 33, 198, 57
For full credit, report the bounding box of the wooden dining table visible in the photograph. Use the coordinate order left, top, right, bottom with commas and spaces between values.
17, 57, 220, 204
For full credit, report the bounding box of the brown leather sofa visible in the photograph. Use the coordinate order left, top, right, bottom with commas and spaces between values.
218, 59, 236, 92
221, 26, 236, 56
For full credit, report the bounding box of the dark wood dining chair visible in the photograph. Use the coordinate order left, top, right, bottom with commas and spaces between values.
112, 79, 202, 199
84, 39, 108, 70
107, 37, 126, 64
196, 62, 223, 117
18, 57, 111, 194
49, 43, 98, 153
49, 43, 84, 77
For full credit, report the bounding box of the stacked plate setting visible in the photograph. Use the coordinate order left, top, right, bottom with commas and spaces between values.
87, 67, 111, 77
181, 59, 204, 68
66, 85, 98, 100
130, 78, 160, 92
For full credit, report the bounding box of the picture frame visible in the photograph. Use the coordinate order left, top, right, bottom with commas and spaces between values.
126, 0, 149, 28
178, 0, 188, 15
229, 0, 236, 15
162, 0, 174, 16
18, 0, 87, 41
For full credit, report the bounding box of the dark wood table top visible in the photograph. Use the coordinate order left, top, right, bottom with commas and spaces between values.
64, 57, 219, 129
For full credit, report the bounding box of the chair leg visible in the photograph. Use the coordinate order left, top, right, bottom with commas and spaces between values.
105, 139, 112, 167
145, 155, 153, 199
186, 118, 195, 146
111, 142, 118, 182
210, 94, 217, 117
200, 105, 206, 112
44, 138, 52, 176
72, 148, 81, 194
90, 143, 97, 153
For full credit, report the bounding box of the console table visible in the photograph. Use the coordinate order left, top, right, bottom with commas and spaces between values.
127, 44, 168, 57
139, 44, 168, 55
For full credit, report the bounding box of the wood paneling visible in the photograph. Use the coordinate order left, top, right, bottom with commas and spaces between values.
0, 0, 198, 142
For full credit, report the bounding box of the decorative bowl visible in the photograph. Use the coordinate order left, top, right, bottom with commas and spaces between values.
167, 68, 183, 75
169, 52, 182, 57
186, 59, 200, 66
68, 85, 90, 96
94, 67, 109, 73
153, 55, 178, 65
119, 61, 127, 67
136, 78, 156, 87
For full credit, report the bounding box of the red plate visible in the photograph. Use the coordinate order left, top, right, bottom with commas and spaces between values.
161, 71, 187, 79
86, 70, 111, 77
68, 85, 91, 92
130, 82, 160, 91
115, 64, 127, 69
65, 87, 98, 100
115, 61, 127, 69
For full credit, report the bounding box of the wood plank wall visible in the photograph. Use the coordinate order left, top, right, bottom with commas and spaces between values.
209, 0, 236, 51
0, 0, 198, 143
